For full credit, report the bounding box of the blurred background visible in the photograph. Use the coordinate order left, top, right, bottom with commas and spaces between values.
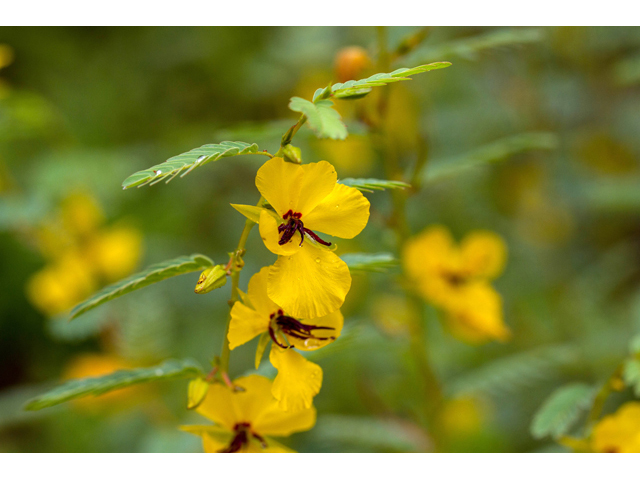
1, 26, 640, 452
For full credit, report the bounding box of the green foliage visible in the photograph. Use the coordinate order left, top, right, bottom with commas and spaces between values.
447, 345, 580, 398
24, 359, 204, 411
70, 254, 214, 320
623, 359, 640, 396
341, 253, 398, 273
530, 383, 596, 440
424, 132, 559, 182
338, 178, 410, 192
330, 63, 452, 100
288, 97, 347, 140
310, 415, 426, 452
409, 28, 544, 63
121, 141, 261, 189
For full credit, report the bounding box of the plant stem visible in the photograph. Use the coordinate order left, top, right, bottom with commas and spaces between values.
219, 196, 265, 374
276, 114, 307, 157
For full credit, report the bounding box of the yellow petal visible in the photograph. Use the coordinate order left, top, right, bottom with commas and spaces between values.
268, 246, 351, 318
593, 402, 640, 453
446, 282, 510, 344
255, 157, 303, 217
259, 209, 302, 256
262, 437, 296, 453
461, 231, 507, 280
303, 183, 370, 239
180, 425, 232, 453
296, 161, 338, 216
269, 346, 322, 412
196, 375, 275, 430
288, 309, 344, 351
247, 267, 281, 317
403, 225, 456, 282
228, 302, 268, 350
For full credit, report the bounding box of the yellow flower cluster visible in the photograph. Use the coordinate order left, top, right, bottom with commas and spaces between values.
26, 192, 143, 316
403, 225, 510, 344
591, 402, 640, 453
185, 157, 370, 452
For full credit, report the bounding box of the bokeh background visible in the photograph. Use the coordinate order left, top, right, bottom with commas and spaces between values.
1, 26, 640, 452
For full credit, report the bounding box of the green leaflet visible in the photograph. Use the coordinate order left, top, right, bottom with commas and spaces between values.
331, 62, 452, 100
310, 414, 425, 452
341, 253, 397, 273
623, 359, 640, 396
530, 383, 596, 440
288, 97, 347, 140
446, 344, 580, 398
424, 132, 559, 182
407, 28, 544, 64
339, 178, 410, 192
70, 254, 214, 320
121, 141, 261, 189
24, 359, 204, 411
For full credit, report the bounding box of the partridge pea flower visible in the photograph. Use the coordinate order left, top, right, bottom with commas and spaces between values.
233, 157, 370, 318
403, 225, 510, 344
592, 402, 640, 453
182, 375, 316, 453
229, 267, 343, 411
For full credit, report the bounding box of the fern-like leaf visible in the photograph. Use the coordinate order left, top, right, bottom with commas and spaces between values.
24, 359, 203, 411
530, 383, 596, 440
339, 178, 410, 192
341, 253, 398, 273
122, 141, 262, 189
70, 254, 214, 320
331, 62, 452, 100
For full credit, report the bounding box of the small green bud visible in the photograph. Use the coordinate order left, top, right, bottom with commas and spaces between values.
194, 265, 227, 294
282, 144, 302, 164
187, 378, 210, 409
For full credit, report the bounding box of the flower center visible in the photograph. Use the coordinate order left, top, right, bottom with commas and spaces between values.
268, 308, 336, 349
220, 422, 267, 453
278, 209, 331, 247
442, 270, 468, 287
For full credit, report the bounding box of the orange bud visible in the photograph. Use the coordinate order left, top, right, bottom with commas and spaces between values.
334, 46, 371, 83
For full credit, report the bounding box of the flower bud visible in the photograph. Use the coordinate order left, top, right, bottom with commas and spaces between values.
187, 378, 210, 409
334, 46, 372, 83
282, 144, 302, 164
194, 265, 227, 294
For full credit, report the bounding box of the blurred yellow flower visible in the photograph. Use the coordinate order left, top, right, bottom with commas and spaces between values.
235, 156, 370, 318
403, 226, 510, 343
60, 192, 105, 237
26, 251, 96, 316
86, 225, 143, 282
592, 402, 640, 453
229, 267, 342, 411
26, 192, 144, 316
182, 375, 316, 453
439, 397, 485, 436
314, 135, 375, 177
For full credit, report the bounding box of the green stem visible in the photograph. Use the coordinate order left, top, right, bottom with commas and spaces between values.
219, 196, 265, 374
276, 114, 307, 157
587, 364, 623, 427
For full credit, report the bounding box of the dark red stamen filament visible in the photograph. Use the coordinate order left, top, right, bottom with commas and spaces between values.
278, 210, 331, 247
268, 309, 335, 349
220, 422, 267, 453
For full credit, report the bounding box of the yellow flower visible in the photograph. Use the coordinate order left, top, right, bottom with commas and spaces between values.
229, 267, 343, 411
182, 375, 316, 453
235, 157, 370, 318
592, 402, 640, 453
403, 225, 510, 343
60, 192, 105, 237
86, 225, 143, 282
26, 251, 97, 316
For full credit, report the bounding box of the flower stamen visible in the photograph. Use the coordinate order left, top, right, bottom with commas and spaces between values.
220, 422, 268, 453
278, 210, 331, 247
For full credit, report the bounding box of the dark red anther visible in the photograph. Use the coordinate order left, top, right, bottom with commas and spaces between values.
277, 211, 331, 247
